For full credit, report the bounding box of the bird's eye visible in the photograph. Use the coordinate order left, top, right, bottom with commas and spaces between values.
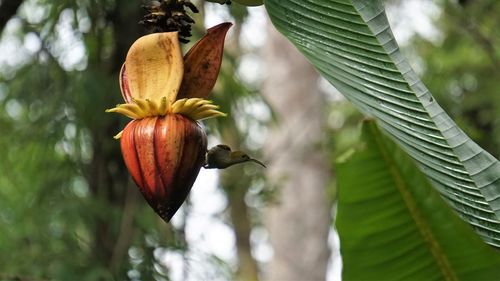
218, 144, 231, 151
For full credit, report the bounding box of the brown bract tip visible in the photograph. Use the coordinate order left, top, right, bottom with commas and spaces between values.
177, 22, 233, 100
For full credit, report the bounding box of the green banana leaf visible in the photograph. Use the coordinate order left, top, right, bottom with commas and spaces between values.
265, 0, 500, 247
336, 120, 500, 280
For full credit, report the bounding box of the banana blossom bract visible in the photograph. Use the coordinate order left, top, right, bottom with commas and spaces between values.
107, 23, 232, 222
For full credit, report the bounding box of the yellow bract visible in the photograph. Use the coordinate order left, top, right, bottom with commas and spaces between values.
106, 97, 226, 121
108, 31, 227, 139
106, 97, 226, 139
125, 32, 184, 105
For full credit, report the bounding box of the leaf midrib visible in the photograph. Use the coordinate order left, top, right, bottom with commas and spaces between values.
369, 124, 458, 281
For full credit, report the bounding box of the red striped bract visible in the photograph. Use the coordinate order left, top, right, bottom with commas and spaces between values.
120, 114, 207, 222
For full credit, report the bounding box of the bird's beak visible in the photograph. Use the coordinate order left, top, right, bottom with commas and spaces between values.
249, 158, 266, 168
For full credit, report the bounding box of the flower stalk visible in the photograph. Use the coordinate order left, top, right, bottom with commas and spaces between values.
140, 0, 199, 43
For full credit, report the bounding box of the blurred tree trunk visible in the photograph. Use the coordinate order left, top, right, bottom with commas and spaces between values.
218, 20, 260, 281
262, 21, 331, 281
220, 126, 260, 281
222, 163, 260, 281
85, 1, 142, 274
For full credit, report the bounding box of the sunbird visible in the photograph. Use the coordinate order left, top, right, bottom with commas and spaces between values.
204, 144, 266, 169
